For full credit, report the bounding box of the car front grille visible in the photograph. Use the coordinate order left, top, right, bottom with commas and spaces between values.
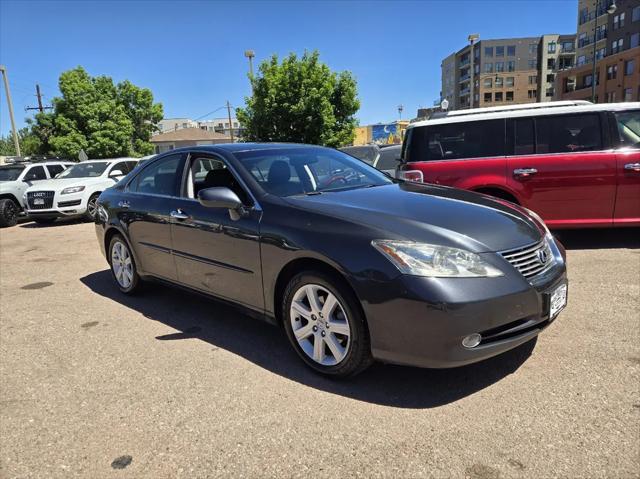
500, 239, 553, 279
27, 191, 55, 209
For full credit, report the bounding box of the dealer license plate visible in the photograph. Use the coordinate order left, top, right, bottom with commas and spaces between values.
550, 283, 567, 319
33, 198, 44, 205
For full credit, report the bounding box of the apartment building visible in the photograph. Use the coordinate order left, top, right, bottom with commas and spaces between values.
556, 0, 640, 102
440, 34, 576, 110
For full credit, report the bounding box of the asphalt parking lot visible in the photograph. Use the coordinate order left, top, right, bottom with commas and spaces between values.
0, 221, 638, 478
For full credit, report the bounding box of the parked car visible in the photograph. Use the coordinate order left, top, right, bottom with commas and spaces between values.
24, 158, 138, 224
398, 101, 640, 229
0, 159, 74, 227
340, 144, 401, 177
95, 144, 567, 377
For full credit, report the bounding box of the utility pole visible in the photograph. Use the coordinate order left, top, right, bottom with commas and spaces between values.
0, 65, 21, 156
226, 101, 234, 142
397, 104, 403, 120
26, 84, 53, 113
244, 50, 255, 94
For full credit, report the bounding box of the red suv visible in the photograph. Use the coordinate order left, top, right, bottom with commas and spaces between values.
399, 102, 640, 229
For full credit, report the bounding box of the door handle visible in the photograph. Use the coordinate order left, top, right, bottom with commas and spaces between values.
624, 162, 640, 172
513, 168, 538, 179
170, 209, 189, 220
117, 200, 130, 209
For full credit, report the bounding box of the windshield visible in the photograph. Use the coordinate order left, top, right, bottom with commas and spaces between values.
615, 110, 640, 148
0, 166, 25, 182
57, 162, 110, 179
235, 147, 393, 197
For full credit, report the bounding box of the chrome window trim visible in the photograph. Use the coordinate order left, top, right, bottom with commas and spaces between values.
405, 149, 620, 164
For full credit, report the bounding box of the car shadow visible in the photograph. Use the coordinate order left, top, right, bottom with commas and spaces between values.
80, 270, 537, 409
19, 218, 87, 228
553, 227, 639, 250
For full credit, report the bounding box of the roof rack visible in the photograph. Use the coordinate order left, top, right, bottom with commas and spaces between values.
431, 100, 592, 119
3, 155, 74, 165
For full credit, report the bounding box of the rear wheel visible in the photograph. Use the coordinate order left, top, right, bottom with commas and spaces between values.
282, 272, 372, 377
0, 199, 19, 228
84, 193, 100, 221
109, 235, 141, 294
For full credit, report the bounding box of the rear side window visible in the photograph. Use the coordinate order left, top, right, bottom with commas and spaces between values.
536, 114, 602, 153
406, 120, 505, 162
46, 164, 65, 177
129, 154, 183, 196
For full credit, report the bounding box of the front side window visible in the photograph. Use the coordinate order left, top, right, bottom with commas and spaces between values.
46, 164, 65, 178
235, 147, 392, 197
406, 120, 505, 162
536, 114, 602, 154
186, 155, 250, 204
615, 110, 640, 147
129, 154, 182, 196
58, 162, 110, 179
514, 118, 535, 155
24, 165, 47, 181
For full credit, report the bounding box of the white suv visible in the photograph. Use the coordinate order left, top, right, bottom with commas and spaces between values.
24, 158, 138, 224
0, 160, 74, 227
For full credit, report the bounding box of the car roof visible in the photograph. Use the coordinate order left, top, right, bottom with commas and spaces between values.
174, 142, 336, 155
409, 101, 640, 129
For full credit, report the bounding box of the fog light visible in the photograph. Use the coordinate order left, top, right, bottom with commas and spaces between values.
462, 333, 482, 348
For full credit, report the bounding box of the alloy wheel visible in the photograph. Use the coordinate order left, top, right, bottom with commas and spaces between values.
111, 240, 134, 289
289, 284, 351, 366
87, 196, 98, 218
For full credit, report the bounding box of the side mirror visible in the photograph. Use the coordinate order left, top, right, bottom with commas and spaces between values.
109, 169, 124, 178
198, 187, 246, 220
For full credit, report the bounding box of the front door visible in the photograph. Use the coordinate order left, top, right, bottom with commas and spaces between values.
170, 153, 264, 310
124, 153, 186, 281
507, 113, 617, 228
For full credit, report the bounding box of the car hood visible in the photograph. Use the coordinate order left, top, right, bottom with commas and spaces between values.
25, 177, 109, 192
283, 183, 544, 253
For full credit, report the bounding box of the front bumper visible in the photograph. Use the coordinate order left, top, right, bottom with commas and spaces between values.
25, 191, 87, 218
360, 261, 567, 369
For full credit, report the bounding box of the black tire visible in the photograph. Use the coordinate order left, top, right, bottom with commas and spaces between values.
84, 193, 100, 222
34, 218, 57, 225
282, 271, 373, 377
0, 198, 19, 228
108, 234, 141, 294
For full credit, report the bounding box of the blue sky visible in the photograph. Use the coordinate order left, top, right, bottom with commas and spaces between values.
0, 0, 577, 135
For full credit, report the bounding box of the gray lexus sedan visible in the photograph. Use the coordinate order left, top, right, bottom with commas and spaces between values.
94, 143, 568, 377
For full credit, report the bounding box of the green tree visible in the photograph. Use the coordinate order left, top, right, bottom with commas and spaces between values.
30, 66, 163, 159
236, 51, 359, 147
0, 127, 42, 156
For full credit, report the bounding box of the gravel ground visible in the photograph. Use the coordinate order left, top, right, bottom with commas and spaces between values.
1, 221, 638, 478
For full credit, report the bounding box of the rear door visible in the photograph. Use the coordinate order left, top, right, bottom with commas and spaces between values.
611, 109, 640, 225
506, 113, 616, 228
123, 153, 186, 280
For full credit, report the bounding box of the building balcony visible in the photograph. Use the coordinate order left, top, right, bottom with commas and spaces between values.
459, 58, 470, 67
459, 74, 470, 83
459, 88, 470, 96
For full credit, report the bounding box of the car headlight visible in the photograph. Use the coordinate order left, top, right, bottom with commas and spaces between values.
61, 186, 85, 195
372, 240, 504, 278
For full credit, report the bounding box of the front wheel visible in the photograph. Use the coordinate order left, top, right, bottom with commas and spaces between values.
0, 199, 19, 228
84, 193, 100, 222
282, 272, 372, 377
109, 235, 141, 294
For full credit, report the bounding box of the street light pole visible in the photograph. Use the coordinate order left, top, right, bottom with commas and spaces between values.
244, 50, 255, 93
591, 1, 617, 102
0, 65, 21, 156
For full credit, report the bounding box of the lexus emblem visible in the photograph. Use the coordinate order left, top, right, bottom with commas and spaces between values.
537, 249, 548, 264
